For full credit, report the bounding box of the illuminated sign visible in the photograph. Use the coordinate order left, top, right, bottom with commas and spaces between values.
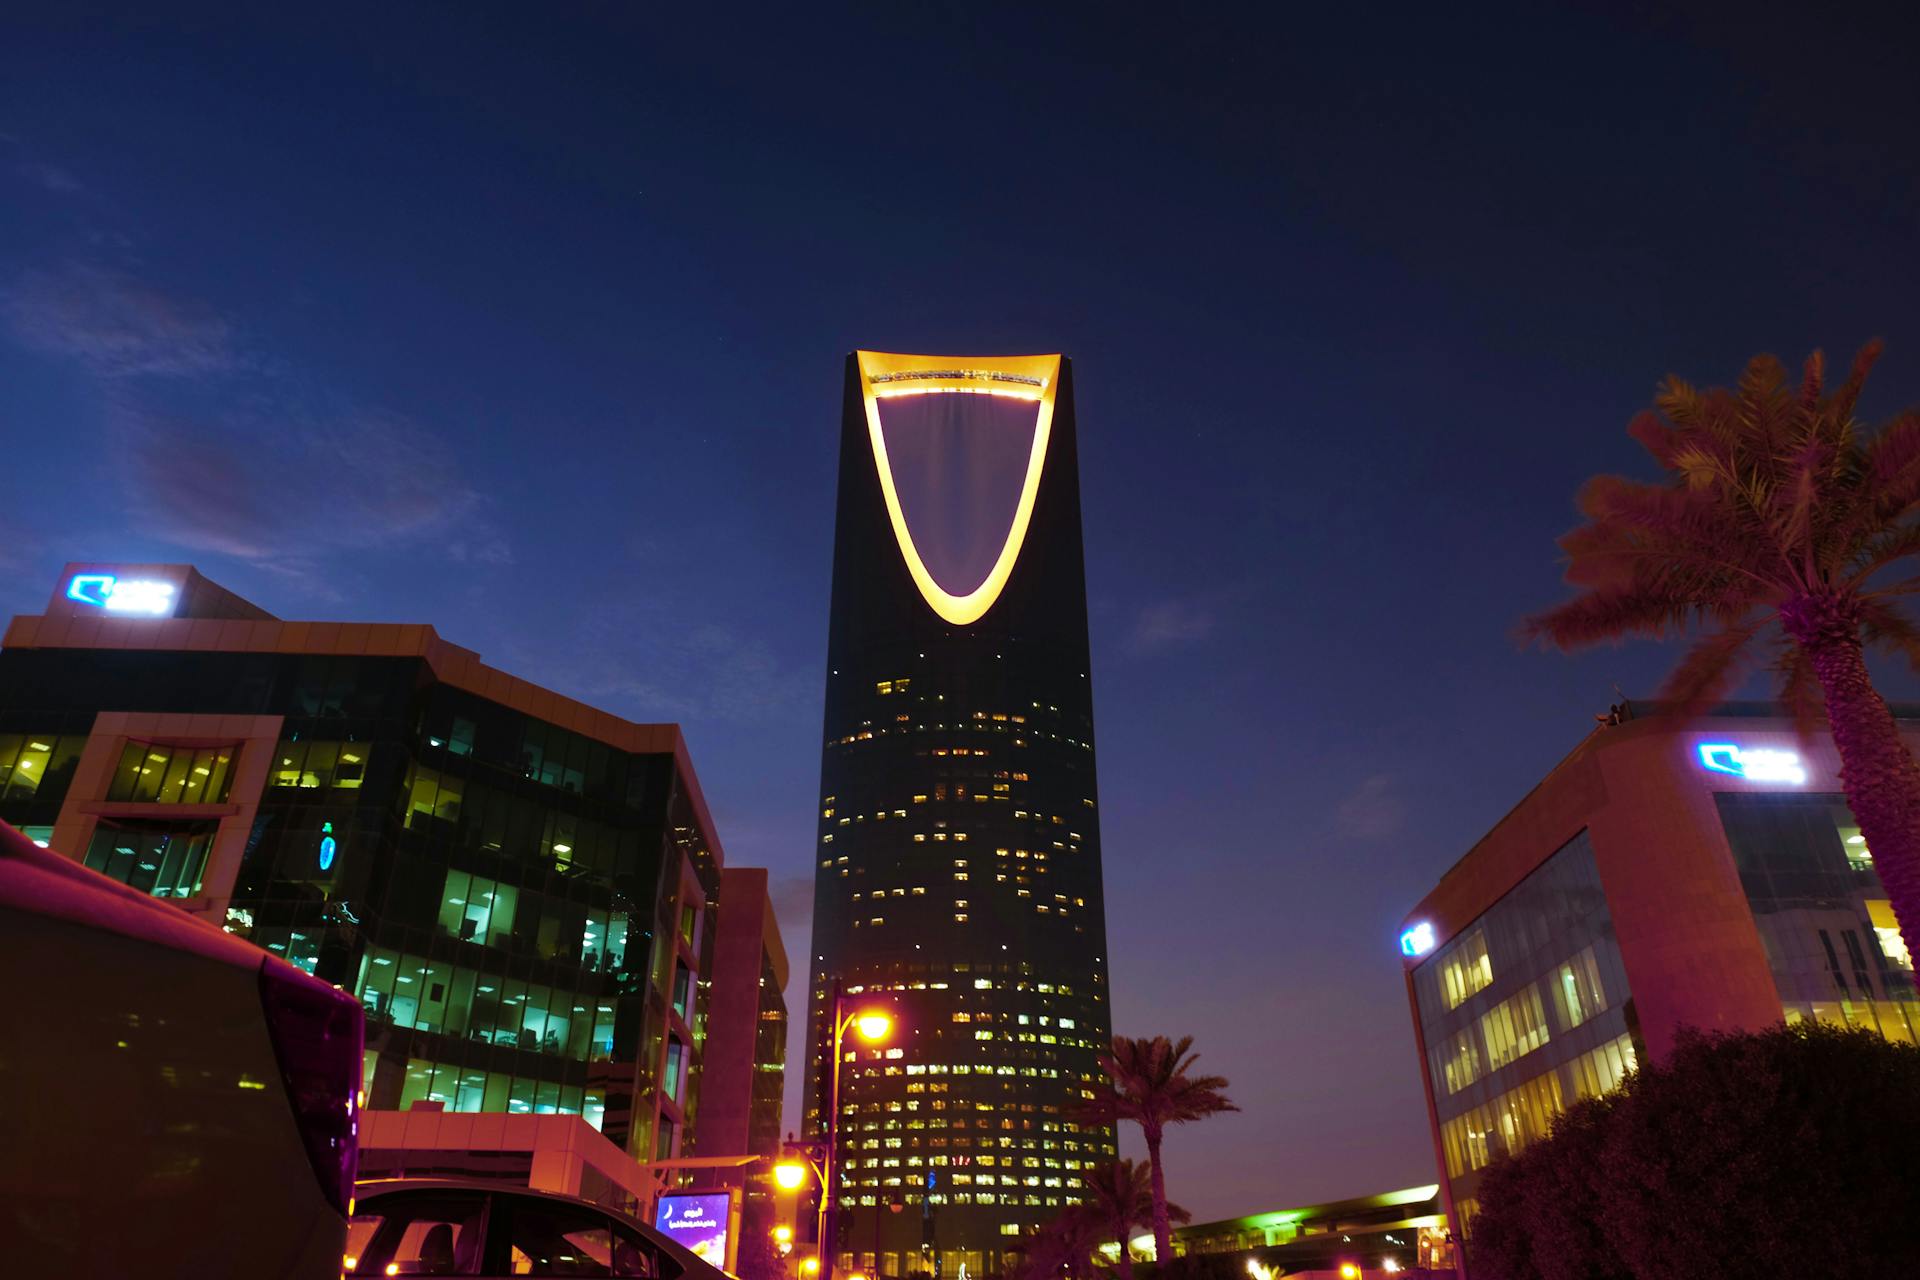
65, 573, 178, 616
1399, 921, 1436, 957
1697, 743, 1806, 784
656, 1192, 731, 1268
318, 821, 336, 872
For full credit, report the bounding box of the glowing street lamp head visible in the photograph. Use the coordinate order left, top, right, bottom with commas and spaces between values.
773, 1161, 809, 1191
800, 1258, 821, 1275
853, 1011, 893, 1042
1339, 1264, 1360, 1280
773, 1226, 794, 1245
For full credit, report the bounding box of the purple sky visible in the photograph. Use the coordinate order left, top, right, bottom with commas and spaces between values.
4, 4, 1919, 1221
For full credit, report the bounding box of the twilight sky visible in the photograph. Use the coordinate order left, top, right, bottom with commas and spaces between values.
5, 3, 1920, 1219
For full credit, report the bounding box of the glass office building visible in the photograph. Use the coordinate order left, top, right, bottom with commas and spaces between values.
806, 354, 1117, 1277
0, 562, 784, 1169
1400, 702, 1920, 1248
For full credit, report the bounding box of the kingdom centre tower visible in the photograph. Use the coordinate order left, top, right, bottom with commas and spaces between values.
804, 352, 1117, 1278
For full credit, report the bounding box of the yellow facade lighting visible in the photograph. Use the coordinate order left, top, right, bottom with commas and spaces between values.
856, 351, 1061, 626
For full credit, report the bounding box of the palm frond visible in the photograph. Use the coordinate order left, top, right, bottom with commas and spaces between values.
1857, 597, 1920, 675
1527, 344, 1917, 701
1656, 612, 1773, 714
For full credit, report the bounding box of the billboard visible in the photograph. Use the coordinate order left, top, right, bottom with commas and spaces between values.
655, 1192, 733, 1268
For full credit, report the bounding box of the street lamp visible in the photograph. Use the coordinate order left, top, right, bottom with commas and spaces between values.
769, 996, 895, 1280
815, 996, 894, 1280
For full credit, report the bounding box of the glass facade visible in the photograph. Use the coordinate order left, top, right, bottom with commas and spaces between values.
0, 646, 717, 1162
1413, 832, 1640, 1216
1715, 792, 1920, 1040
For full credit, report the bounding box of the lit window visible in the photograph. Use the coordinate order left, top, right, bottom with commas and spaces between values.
1438, 930, 1493, 1010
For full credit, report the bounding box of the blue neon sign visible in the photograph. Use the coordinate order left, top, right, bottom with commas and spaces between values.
1697, 743, 1806, 784
65, 572, 177, 616
1400, 921, 1436, 957
318, 821, 337, 872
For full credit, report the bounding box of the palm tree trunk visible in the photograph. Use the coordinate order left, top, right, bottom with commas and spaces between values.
1113, 1222, 1135, 1280
1143, 1125, 1172, 1270
1783, 594, 1920, 968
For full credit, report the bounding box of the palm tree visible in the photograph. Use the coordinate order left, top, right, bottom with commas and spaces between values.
1081, 1035, 1237, 1267
1524, 342, 1920, 963
1079, 1159, 1189, 1280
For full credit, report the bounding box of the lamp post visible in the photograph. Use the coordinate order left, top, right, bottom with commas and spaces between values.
775, 995, 893, 1280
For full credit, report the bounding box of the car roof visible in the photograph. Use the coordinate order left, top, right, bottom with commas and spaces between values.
354, 1178, 730, 1276
0, 819, 343, 995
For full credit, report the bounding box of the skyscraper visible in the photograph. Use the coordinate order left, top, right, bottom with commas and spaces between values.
806, 353, 1116, 1279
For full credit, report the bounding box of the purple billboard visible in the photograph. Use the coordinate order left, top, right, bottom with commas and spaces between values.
655, 1192, 732, 1267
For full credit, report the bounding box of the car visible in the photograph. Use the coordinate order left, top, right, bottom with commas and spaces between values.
0, 819, 362, 1278
349, 1179, 731, 1278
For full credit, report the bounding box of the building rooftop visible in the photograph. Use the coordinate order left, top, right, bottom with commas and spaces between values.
7, 560, 728, 867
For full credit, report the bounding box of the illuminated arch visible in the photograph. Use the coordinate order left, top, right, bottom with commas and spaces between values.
856, 351, 1061, 626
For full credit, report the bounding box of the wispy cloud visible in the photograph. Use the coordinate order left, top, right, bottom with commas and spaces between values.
1333, 773, 1405, 841
16, 162, 82, 192
517, 605, 814, 727
3, 264, 235, 377
1128, 595, 1218, 655
1, 259, 512, 581
112, 405, 501, 575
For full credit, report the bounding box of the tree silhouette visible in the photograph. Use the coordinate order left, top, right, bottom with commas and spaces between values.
1526, 342, 1920, 968
1080, 1036, 1236, 1266
1078, 1159, 1189, 1280
1469, 1023, 1920, 1279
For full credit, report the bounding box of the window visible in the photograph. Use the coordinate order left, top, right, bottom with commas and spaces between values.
672, 964, 692, 1021
0, 733, 82, 802
1432, 1026, 1482, 1094
1551, 946, 1608, 1030
81, 818, 217, 899
404, 765, 465, 827
1438, 930, 1492, 1010
1565, 1032, 1638, 1100
268, 739, 364, 790
1479, 986, 1551, 1070
436, 870, 518, 946
106, 741, 237, 804
664, 1039, 686, 1101
348, 1193, 486, 1275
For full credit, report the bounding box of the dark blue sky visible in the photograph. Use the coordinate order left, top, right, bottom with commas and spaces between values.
4, 3, 1918, 1217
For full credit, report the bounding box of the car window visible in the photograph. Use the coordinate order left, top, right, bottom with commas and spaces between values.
350, 1194, 487, 1276
345, 1214, 384, 1273
503, 1197, 635, 1276
610, 1223, 674, 1278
